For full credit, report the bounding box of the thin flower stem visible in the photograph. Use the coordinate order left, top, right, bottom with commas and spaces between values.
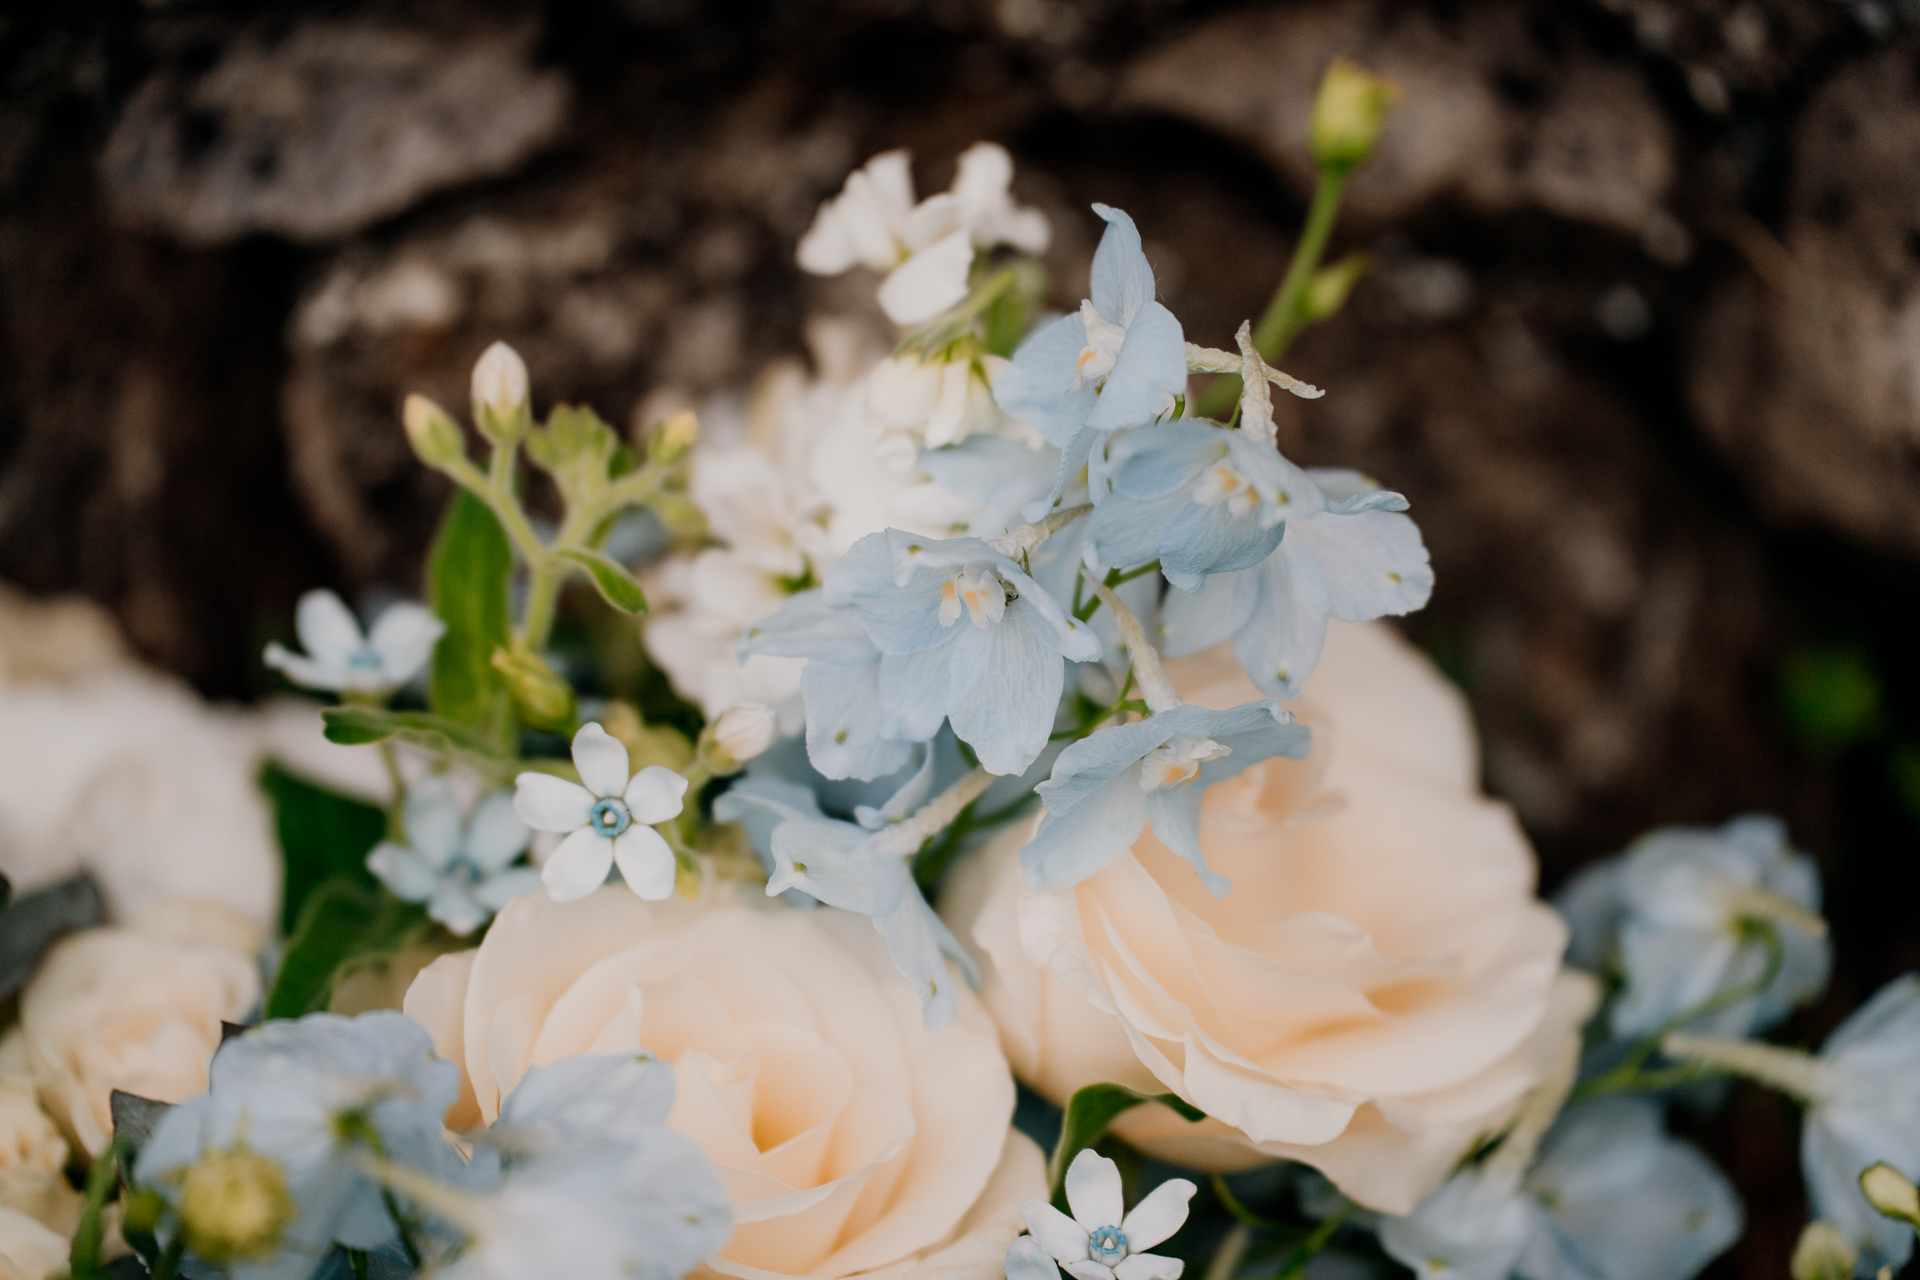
1194, 168, 1349, 419
873, 767, 996, 858
990, 503, 1092, 559
1661, 1033, 1833, 1104
150, 1235, 186, 1280
377, 741, 408, 838
1267, 1201, 1356, 1280
347, 1249, 370, 1280
1205, 1223, 1252, 1280
1090, 579, 1179, 714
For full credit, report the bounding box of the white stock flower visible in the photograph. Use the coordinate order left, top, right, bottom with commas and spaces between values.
366, 785, 539, 936
263, 590, 444, 695
797, 143, 1048, 325
512, 724, 687, 903
1017, 1150, 1193, 1280
868, 351, 1033, 456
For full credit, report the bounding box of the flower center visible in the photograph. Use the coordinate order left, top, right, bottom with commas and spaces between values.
346, 647, 385, 673
589, 798, 633, 838
444, 856, 483, 886
1072, 300, 1127, 390
938, 566, 1008, 630
1139, 736, 1232, 791
1088, 1225, 1128, 1264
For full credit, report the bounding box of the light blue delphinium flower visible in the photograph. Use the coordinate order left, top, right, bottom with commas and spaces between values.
1020, 699, 1309, 895
820, 528, 1101, 776
487, 1053, 677, 1158
1667, 974, 1920, 1276
1377, 1096, 1742, 1280
1159, 467, 1432, 698
135, 1011, 463, 1280
264, 589, 445, 696
1557, 814, 1829, 1041
915, 434, 1064, 538
993, 204, 1186, 497
1084, 420, 1312, 590
366, 784, 539, 936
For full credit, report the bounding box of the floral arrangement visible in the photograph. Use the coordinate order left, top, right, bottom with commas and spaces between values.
2, 58, 1918, 1280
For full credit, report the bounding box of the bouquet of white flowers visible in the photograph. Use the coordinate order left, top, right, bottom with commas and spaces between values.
2, 57, 1917, 1280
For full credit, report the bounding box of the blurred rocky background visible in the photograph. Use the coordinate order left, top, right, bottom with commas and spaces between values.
5, 2, 1920, 1271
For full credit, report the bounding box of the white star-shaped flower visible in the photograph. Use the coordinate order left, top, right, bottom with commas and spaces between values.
513, 724, 688, 902
1013, 1150, 1194, 1280
366, 784, 540, 935
263, 589, 444, 694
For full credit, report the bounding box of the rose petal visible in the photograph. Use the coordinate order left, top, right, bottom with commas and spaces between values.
541, 828, 613, 902
1064, 1149, 1124, 1234
624, 765, 689, 825
571, 722, 631, 798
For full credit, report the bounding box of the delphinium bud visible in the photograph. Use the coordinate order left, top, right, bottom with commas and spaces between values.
1309, 58, 1400, 175
175, 1145, 295, 1265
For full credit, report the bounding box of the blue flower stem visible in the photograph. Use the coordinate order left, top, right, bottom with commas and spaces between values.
1567, 926, 1785, 1104
1193, 168, 1349, 420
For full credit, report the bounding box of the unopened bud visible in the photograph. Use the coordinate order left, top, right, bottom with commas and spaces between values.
490, 642, 577, 733
1309, 59, 1400, 174
175, 1146, 295, 1265
1301, 252, 1370, 324
651, 411, 699, 466
1862, 1163, 1920, 1226
403, 394, 466, 469
122, 1187, 167, 1238
1791, 1221, 1858, 1280
702, 703, 777, 774
471, 341, 531, 442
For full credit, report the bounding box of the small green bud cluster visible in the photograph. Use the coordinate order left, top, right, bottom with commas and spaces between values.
1309, 58, 1400, 175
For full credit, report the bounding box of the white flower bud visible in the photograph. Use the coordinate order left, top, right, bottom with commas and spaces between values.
1862, 1163, 1920, 1226
651, 410, 699, 465
471, 341, 531, 441
403, 394, 466, 470
705, 703, 777, 773
1791, 1220, 1857, 1280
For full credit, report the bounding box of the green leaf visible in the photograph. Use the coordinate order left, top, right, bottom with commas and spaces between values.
259, 762, 387, 935
1048, 1083, 1204, 1210
555, 548, 648, 614
0, 872, 104, 1000
428, 490, 513, 730
320, 707, 505, 776
265, 878, 426, 1020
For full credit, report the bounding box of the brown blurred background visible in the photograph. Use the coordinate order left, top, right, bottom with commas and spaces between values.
5, 2, 1920, 1272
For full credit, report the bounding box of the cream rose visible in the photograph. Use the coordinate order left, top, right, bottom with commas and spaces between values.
404, 887, 1044, 1279
0, 1037, 79, 1238
943, 621, 1595, 1215
20, 901, 261, 1155
0, 1205, 67, 1280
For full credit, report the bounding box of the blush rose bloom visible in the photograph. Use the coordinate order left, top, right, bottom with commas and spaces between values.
943, 622, 1596, 1215
19, 901, 261, 1156
403, 887, 1044, 1279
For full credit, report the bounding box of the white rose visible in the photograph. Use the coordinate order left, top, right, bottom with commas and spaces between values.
0, 1038, 77, 1237
20, 901, 261, 1155
944, 622, 1595, 1214
404, 887, 1043, 1278
0, 1205, 67, 1280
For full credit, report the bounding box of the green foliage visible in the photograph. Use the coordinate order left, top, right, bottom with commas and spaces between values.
319, 707, 506, 779
1048, 1082, 1204, 1210
526, 404, 620, 504
555, 548, 649, 615
1780, 643, 1882, 755
265, 878, 426, 1020
427, 491, 513, 733
259, 762, 387, 935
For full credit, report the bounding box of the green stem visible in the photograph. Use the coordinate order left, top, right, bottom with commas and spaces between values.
1270, 1202, 1356, 1280
377, 741, 408, 838
1205, 1223, 1252, 1280
150, 1235, 186, 1280
1194, 169, 1349, 419
347, 1248, 371, 1280
67, 1140, 121, 1277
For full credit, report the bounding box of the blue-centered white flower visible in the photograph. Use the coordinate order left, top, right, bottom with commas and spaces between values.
1015, 1149, 1194, 1280
366, 784, 539, 936
1021, 700, 1310, 895
1159, 468, 1432, 698
1085, 421, 1314, 590
1558, 814, 1829, 1040
263, 589, 444, 695
995, 204, 1187, 448
134, 1011, 462, 1280
512, 723, 688, 903
816, 528, 1100, 776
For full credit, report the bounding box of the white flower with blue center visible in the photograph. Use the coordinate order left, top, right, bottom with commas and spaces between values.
365, 784, 540, 936
1020, 699, 1309, 895
1558, 814, 1830, 1040
512, 724, 688, 903
995, 204, 1187, 502
134, 1011, 464, 1280
263, 589, 445, 695
1012, 1149, 1194, 1280
1159, 467, 1432, 698
812, 528, 1100, 777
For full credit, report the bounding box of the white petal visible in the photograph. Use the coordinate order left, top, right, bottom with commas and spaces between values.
513, 773, 595, 832
1121, 1180, 1196, 1253
367, 604, 445, 685
427, 886, 488, 937
262, 642, 346, 691
464, 791, 531, 870
877, 228, 974, 325
1021, 1201, 1091, 1264
623, 765, 689, 824
1114, 1255, 1183, 1280
403, 785, 463, 866
1065, 1149, 1125, 1235
473, 867, 544, 910
612, 826, 677, 901
1064, 1264, 1116, 1280
294, 589, 366, 665
541, 828, 614, 902
366, 843, 436, 902
1006, 1237, 1065, 1280
572, 722, 632, 798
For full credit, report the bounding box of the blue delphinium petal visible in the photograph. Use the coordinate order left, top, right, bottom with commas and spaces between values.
825, 533, 955, 656
877, 647, 954, 742
1085, 302, 1186, 433
799, 657, 912, 781
945, 601, 1067, 776
737, 587, 874, 663
994, 311, 1098, 448
1088, 203, 1156, 324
